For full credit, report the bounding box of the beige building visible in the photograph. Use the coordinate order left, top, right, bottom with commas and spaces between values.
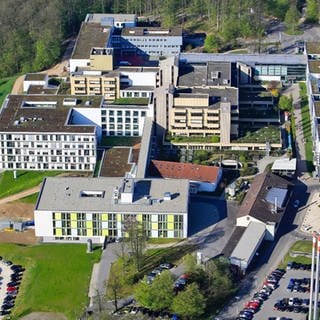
70, 70, 120, 102
169, 87, 238, 143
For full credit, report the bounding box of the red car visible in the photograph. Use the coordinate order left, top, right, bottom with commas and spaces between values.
245, 301, 259, 309
7, 286, 17, 292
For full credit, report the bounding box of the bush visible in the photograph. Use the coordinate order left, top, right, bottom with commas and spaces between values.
240, 166, 258, 176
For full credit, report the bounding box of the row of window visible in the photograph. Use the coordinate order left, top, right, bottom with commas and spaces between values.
1, 134, 94, 142
2, 162, 92, 170
101, 110, 146, 117
52, 212, 184, 238
103, 124, 139, 130
1, 148, 93, 156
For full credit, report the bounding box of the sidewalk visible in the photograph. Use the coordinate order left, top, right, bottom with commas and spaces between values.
300, 192, 320, 234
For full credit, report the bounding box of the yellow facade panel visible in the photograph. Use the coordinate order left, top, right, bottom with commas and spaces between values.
71, 221, 77, 228
167, 222, 174, 230
87, 229, 93, 237
102, 229, 109, 236
137, 214, 142, 222
71, 213, 77, 221
117, 214, 122, 222
167, 215, 174, 223
87, 221, 93, 229
55, 228, 62, 236
151, 222, 158, 230
55, 212, 61, 220
102, 214, 108, 221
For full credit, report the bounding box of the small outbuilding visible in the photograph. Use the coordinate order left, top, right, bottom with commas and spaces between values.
271, 158, 296, 177
230, 221, 266, 274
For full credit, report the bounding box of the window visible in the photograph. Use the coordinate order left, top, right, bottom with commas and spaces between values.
117, 110, 122, 116
141, 111, 146, 117
133, 111, 138, 117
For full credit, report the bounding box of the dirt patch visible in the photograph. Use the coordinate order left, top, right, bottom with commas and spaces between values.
20, 312, 68, 320
0, 202, 34, 220
0, 228, 37, 245
0, 202, 36, 244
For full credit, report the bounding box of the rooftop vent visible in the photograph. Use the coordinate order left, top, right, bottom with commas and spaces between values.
63, 98, 77, 106
80, 190, 105, 198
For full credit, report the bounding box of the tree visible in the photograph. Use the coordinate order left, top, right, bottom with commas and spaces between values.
150, 271, 175, 310
107, 262, 125, 311
284, 3, 300, 34
278, 95, 293, 111
306, 0, 319, 23
204, 34, 221, 52
172, 283, 206, 319
135, 278, 154, 308
123, 217, 147, 271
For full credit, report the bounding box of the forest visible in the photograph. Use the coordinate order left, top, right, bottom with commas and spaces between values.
0, 0, 318, 78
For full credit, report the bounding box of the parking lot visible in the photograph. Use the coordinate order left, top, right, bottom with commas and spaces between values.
254, 268, 311, 320
0, 258, 24, 318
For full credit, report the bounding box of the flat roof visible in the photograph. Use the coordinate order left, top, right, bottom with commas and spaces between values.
100, 147, 134, 177
271, 158, 297, 171
121, 27, 182, 37
306, 42, 320, 54
0, 94, 102, 133
315, 101, 320, 117
25, 73, 47, 81
35, 176, 189, 214
230, 221, 265, 262
120, 85, 155, 91
180, 53, 307, 66
174, 87, 238, 107
72, 22, 111, 59
85, 13, 137, 24
136, 117, 153, 178
308, 60, 320, 74
27, 85, 58, 95
178, 62, 233, 87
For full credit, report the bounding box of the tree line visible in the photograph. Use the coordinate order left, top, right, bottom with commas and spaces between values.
0, 0, 319, 77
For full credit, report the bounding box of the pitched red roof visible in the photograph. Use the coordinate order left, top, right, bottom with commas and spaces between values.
150, 160, 221, 183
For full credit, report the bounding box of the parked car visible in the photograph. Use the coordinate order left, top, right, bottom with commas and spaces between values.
159, 262, 175, 269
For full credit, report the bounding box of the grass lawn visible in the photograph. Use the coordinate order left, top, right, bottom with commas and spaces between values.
0, 76, 17, 106
0, 243, 100, 319
278, 240, 312, 269
299, 82, 315, 173
100, 136, 141, 147
0, 171, 63, 199
16, 192, 39, 204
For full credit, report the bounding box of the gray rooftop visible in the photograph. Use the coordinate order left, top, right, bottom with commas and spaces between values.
0, 94, 103, 133
35, 176, 189, 214
24, 73, 47, 81
85, 13, 137, 24
120, 85, 155, 91
271, 158, 297, 171
175, 87, 238, 107
178, 61, 232, 87
230, 221, 266, 262
136, 117, 153, 178
180, 53, 307, 66
72, 22, 111, 59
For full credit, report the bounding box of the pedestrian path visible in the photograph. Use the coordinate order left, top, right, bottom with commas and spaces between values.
301, 192, 320, 234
